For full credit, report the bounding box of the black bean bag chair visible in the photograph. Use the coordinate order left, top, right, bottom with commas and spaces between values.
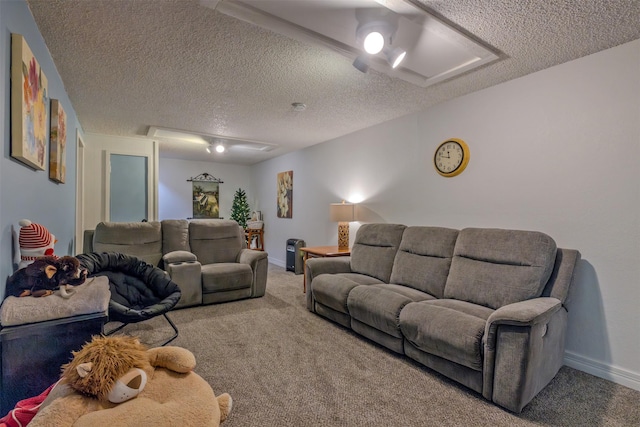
76, 252, 181, 345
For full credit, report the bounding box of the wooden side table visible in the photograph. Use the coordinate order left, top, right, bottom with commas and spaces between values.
300, 246, 351, 293
245, 228, 264, 251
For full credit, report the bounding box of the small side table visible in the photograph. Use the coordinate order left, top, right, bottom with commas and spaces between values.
245, 228, 264, 251
0, 313, 107, 414
0, 276, 110, 413
300, 246, 351, 293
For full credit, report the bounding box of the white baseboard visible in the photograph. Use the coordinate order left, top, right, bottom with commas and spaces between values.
564, 351, 640, 392
269, 258, 286, 268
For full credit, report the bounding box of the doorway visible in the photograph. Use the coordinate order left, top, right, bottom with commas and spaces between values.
105, 153, 149, 222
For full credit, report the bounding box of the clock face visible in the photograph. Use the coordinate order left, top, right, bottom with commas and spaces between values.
434, 138, 469, 177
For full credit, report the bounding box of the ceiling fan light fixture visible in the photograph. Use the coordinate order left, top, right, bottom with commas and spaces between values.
215, 143, 225, 153
206, 145, 212, 153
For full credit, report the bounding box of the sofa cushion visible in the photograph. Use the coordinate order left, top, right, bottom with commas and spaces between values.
93, 221, 163, 266
390, 226, 458, 298
189, 220, 243, 265
373, 284, 436, 302
201, 263, 252, 293
313, 273, 382, 314
348, 284, 434, 338
350, 224, 406, 282
162, 219, 190, 253
400, 300, 491, 371
0, 276, 110, 327
444, 228, 557, 309
425, 299, 494, 320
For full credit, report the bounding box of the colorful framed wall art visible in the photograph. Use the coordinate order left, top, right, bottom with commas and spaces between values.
49, 99, 67, 183
11, 33, 49, 170
277, 170, 293, 218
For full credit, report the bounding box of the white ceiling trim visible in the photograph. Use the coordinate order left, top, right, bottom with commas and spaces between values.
203, 0, 500, 87
147, 126, 278, 152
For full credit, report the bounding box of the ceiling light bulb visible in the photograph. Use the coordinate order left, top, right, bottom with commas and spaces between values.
391, 51, 406, 68
363, 31, 384, 54
215, 144, 225, 153
386, 47, 407, 69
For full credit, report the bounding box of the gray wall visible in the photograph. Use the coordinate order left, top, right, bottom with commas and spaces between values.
251, 39, 640, 390
1, 0, 82, 299
159, 158, 253, 220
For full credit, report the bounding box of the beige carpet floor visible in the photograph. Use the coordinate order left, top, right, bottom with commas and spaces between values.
113, 264, 640, 426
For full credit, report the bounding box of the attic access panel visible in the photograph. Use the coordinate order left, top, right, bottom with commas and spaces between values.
202, 0, 499, 87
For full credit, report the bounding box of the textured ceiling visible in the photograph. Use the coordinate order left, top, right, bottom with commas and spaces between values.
26, 0, 640, 165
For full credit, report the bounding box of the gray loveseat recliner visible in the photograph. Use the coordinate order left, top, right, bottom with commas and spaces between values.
305, 224, 580, 413
83, 219, 268, 308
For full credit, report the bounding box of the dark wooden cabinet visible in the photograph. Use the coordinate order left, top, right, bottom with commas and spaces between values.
0, 313, 106, 414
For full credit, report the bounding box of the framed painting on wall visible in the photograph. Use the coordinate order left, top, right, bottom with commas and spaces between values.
49, 99, 67, 183
193, 181, 220, 219
11, 33, 49, 170
277, 170, 293, 218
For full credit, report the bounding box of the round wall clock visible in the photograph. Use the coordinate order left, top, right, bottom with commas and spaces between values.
434, 138, 470, 177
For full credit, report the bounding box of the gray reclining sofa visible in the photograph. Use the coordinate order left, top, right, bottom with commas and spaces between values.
84, 219, 268, 308
305, 224, 580, 413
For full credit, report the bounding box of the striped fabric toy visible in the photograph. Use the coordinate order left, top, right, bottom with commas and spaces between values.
16, 219, 56, 270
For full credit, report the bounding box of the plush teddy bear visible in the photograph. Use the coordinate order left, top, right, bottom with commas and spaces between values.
28, 335, 232, 427
5, 255, 86, 298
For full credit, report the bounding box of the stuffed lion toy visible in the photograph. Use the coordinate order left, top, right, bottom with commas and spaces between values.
29, 335, 232, 427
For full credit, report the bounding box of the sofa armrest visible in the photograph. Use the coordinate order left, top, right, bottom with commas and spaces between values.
237, 248, 268, 265
163, 251, 202, 309
306, 256, 352, 278
483, 297, 566, 412
163, 250, 197, 264
238, 249, 269, 298
83, 230, 94, 254
305, 257, 352, 311
485, 297, 562, 333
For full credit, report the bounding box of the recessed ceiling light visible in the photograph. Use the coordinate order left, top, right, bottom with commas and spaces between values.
215, 144, 225, 153
292, 102, 306, 112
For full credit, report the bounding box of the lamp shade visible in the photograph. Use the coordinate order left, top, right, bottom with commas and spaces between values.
330, 202, 355, 222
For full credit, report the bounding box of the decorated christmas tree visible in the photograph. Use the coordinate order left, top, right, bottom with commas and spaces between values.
230, 188, 251, 228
